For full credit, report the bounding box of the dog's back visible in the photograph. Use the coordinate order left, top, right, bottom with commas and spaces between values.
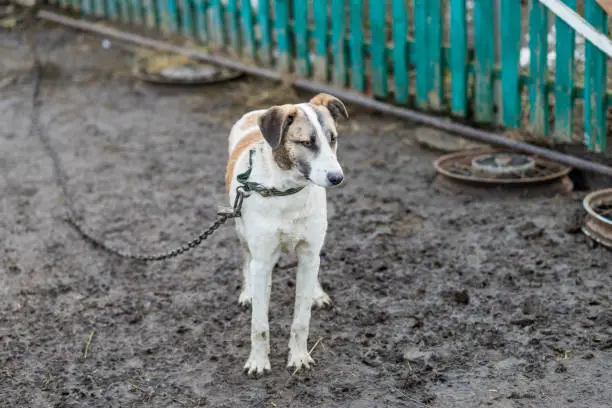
226, 110, 266, 193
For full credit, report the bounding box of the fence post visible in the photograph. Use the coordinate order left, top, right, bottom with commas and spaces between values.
474, 0, 494, 123
500, 0, 521, 128
528, 0, 550, 137
450, 0, 467, 117
584, 0, 608, 152
554, 0, 577, 142
370, 0, 388, 97
331, 0, 347, 87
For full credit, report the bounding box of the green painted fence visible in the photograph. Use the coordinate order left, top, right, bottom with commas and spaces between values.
45, 0, 611, 153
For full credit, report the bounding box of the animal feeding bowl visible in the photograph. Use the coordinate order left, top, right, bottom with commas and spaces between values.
133, 53, 243, 85
433, 149, 573, 197
582, 188, 612, 250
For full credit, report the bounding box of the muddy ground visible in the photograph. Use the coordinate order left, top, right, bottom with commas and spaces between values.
2, 24, 612, 408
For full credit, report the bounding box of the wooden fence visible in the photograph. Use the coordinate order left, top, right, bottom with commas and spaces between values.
44, 0, 611, 153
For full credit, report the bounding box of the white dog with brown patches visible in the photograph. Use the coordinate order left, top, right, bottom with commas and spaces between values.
225, 93, 349, 375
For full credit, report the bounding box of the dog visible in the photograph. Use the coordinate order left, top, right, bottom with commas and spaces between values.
225, 93, 349, 375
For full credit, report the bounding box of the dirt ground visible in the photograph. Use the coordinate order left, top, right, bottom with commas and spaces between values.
2, 23, 612, 408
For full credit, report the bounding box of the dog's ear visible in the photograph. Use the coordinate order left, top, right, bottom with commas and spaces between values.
258, 106, 296, 149
309, 93, 349, 122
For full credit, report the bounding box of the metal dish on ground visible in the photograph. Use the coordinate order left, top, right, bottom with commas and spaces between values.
433, 149, 573, 197
133, 53, 243, 85
582, 188, 612, 249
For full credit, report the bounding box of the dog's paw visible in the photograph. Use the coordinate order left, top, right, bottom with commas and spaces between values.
244, 353, 271, 376
287, 350, 315, 371
312, 291, 331, 308
238, 289, 251, 307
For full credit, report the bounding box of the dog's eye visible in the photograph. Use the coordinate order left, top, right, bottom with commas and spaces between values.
300, 140, 311, 147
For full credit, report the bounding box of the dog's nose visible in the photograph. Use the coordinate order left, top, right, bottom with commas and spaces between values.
327, 172, 344, 185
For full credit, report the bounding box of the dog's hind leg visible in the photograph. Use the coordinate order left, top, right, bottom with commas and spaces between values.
287, 242, 319, 371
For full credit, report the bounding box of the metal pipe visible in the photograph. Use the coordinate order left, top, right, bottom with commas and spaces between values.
38, 9, 612, 178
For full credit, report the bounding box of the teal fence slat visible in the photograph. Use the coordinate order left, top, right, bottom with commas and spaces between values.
131, 0, 143, 24
241, 0, 256, 59
500, 0, 521, 128
180, 0, 193, 36
313, 0, 328, 81
584, 0, 608, 152
257, 0, 272, 65
210, 0, 225, 47
349, 0, 365, 92
82, 0, 93, 15
94, 0, 104, 16
164, 0, 179, 30
106, 0, 118, 20
528, 0, 549, 136
474, 0, 494, 122
554, 0, 576, 142
331, 0, 347, 87
370, 0, 388, 98
426, 0, 443, 110
274, 0, 291, 72
293, 0, 311, 76
450, 0, 467, 116
226, 0, 240, 54
391, 0, 408, 103
414, 0, 428, 109
194, 0, 207, 42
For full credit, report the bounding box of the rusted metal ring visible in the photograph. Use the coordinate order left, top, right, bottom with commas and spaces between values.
132, 54, 244, 86
434, 149, 572, 185
582, 188, 612, 249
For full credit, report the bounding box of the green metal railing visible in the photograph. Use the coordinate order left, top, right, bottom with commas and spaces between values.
45, 0, 611, 153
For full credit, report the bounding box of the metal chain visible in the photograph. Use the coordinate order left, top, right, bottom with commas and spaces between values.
25, 18, 245, 262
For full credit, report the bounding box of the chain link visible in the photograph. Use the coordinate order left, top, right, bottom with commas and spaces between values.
26, 26, 244, 262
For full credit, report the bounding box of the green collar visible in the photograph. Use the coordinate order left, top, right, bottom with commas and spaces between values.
236, 149, 305, 197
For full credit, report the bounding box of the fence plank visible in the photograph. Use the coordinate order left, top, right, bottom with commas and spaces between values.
226, 0, 240, 54
391, 0, 408, 103
584, 0, 608, 152
313, 0, 328, 81
179, 0, 192, 35
450, 0, 467, 116
427, 0, 443, 109
131, 0, 143, 24
414, 0, 428, 109
275, 0, 291, 72
94, 0, 104, 16
106, 0, 118, 19
164, 0, 179, 31
194, 0, 207, 42
474, 0, 494, 122
331, 0, 347, 87
210, 0, 225, 47
81, 0, 93, 15
350, 0, 365, 92
370, 0, 388, 97
528, 0, 549, 136
241, 0, 256, 59
257, 0, 273, 65
500, 0, 521, 127
293, 0, 311, 76
554, 0, 576, 142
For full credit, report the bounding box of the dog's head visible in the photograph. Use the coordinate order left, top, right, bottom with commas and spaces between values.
258, 93, 349, 188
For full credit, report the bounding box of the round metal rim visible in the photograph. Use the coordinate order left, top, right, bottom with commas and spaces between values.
582, 188, 612, 227
434, 149, 572, 185
471, 153, 536, 175
132, 56, 244, 85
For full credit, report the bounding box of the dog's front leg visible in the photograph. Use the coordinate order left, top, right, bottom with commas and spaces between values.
287, 244, 318, 370
244, 250, 278, 376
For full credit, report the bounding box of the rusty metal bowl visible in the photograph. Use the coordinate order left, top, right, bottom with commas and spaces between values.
582, 188, 612, 249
